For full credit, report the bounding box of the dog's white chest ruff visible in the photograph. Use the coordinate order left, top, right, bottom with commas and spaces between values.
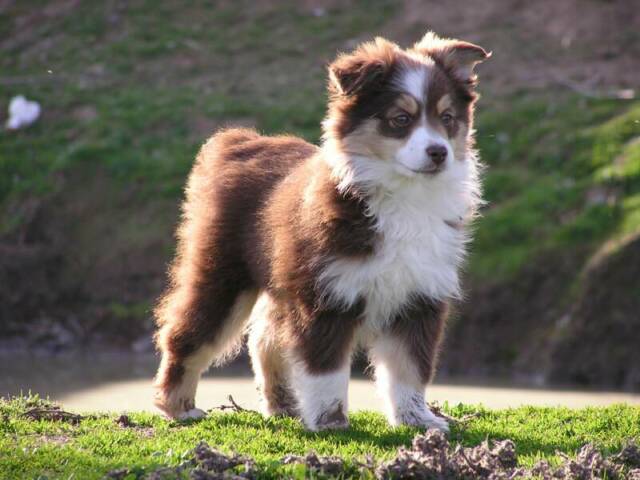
319, 183, 469, 329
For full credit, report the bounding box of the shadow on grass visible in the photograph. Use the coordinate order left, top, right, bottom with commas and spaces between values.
185, 407, 631, 463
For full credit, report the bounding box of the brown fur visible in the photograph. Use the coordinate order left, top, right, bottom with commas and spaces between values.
390, 298, 449, 384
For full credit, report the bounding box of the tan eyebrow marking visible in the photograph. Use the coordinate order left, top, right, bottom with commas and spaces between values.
395, 93, 419, 115
437, 94, 452, 114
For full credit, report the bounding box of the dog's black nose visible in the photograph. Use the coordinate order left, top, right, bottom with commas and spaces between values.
426, 145, 447, 165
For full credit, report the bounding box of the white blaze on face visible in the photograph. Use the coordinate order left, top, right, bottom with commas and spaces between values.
400, 66, 427, 100
394, 120, 452, 174
393, 66, 454, 176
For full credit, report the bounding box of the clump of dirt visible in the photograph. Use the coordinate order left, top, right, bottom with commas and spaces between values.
377, 430, 640, 480
191, 441, 256, 478
115, 414, 133, 428
104, 442, 256, 479
531, 443, 640, 480
282, 451, 346, 477
21, 405, 83, 425
616, 442, 640, 469
377, 430, 519, 479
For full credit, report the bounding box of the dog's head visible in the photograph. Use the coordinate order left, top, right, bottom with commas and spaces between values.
323, 32, 489, 186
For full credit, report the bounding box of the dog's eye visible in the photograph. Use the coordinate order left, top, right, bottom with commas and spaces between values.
440, 112, 454, 126
391, 113, 411, 128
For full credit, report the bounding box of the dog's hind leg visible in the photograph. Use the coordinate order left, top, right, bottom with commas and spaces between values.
154, 287, 257, 419
152, 144, 259, 419
247, 292, 298, 417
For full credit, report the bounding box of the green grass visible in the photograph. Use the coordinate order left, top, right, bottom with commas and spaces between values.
470, 97, 640, 280
1, 396, 639, 479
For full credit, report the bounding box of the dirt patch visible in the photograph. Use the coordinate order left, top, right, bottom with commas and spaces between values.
442, 248, 583, 380
104, 442, 257, 479
0, 167, 177, 351
383, 0, 640, 94
282, 452, 346, 477
443, 231, 640, 389
549, 233, 640, 388
103, 431, 640, 479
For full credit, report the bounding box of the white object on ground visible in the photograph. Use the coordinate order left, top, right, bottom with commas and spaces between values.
6, 95, 41, 130
177, 408, 207, 420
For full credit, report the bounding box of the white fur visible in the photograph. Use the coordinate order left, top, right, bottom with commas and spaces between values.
194, 288, 259, 368
370, 335, 448, 431
247, 291, 294, 416
290, 360, 350, 431
394, 120, 452, 174
319, 138, 479, 329
398, 66, 428, 101
246, 292, 272, 415
178, 408, 207, 420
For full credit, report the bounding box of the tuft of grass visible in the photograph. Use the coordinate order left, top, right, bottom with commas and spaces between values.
1, 396, 639, 479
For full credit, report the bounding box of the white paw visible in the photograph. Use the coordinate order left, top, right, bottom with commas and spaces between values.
425, 413, 450, 433
177, 408, 207, 421
394, 407, 450, 433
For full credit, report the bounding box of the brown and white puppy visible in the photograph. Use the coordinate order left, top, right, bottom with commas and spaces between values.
153, 32, 489, 431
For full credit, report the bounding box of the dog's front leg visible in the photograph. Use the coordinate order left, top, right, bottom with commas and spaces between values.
291, 360, 350, 431
370, 335, 448, 432
287, 306, 361, 431
369, 299, 450, 432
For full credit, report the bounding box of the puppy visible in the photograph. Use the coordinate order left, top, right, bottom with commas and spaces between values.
153, 32, 489, 431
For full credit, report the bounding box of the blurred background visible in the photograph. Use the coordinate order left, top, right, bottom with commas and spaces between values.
1, 0, 639, 411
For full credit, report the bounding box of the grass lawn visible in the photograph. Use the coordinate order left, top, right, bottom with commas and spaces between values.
1, 396, 639, 479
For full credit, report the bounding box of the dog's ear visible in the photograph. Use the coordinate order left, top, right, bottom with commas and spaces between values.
328, 37, 396, 96
414, 32, 490, 84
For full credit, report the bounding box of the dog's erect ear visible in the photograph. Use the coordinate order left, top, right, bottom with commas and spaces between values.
329, 37, 396, 96
414, 32, 490, 84
329, 57, 387, 96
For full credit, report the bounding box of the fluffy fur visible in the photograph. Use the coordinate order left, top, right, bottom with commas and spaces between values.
153, 32, 489, 431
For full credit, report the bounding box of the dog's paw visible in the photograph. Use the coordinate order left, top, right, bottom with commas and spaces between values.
306, 401, 349, 431
266, 406, 300, 419
394, 407, 450, 433
177, 408, 207, 421
424, 413, 450, 433
315, 414, 349, 431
